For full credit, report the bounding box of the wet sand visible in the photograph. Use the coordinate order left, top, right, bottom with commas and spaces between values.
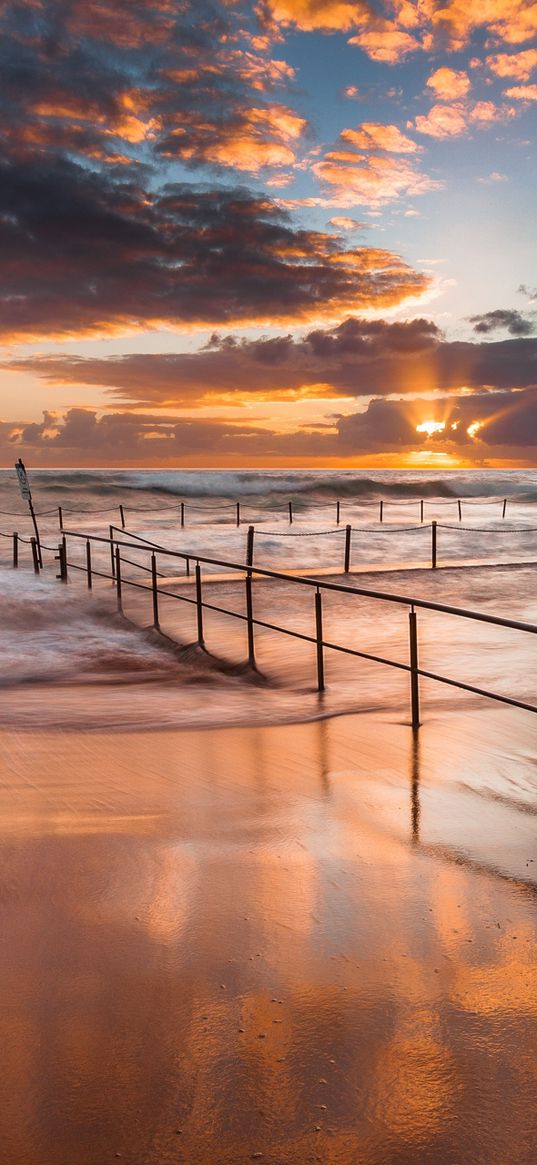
1, 708, 537, 1164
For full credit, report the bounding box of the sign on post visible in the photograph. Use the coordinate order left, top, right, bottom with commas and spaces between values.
14, 458, 42, 566
16, 459, 31, 500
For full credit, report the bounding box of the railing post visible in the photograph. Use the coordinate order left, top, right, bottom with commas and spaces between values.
502, 498, 507, 519
119, 504, 126, 529
86, 539, 92, 589
109, 524, 116, 580
245, 570, 255, 666
420, 499, 424, 523
246, 525, 255, 568
180, 501, 185, 528
457, 499, 462, 521
431, 520, 437, 569
58, 505, 63, 530
185, 555, 191, 577
195, 562, 204, 647
288, 500, 293, 525
409, 607, 420, 729
315, 588, 325, 693
236, 501, 241, 528
336, 499, 340, 525
344, 524, 352, 572
115, 546, 122, 612
151, 553, 159, 628
31, 536, 40, 574
379, 500, 384, 523
12, 531, 18, 568
61, 534, 68, 582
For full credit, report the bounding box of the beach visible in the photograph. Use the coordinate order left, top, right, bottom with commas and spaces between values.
1, 469, 536, 1163
1, 708, 537, 1164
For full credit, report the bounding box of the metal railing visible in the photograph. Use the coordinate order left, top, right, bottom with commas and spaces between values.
4, 516, 537, 578
17, 524, 531, 729
1, 495, 520, 527
108, 515, 537, 574
51, 495, 515, 528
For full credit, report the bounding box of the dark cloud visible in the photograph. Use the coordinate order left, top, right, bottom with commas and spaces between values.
1, 408, 263, 462
0, 157, 428, 339
9, 318, 537, 405
0, 0, 310, 177
3, 384, 537, 466
468, 309, 536, 337
339, 387, 537, 452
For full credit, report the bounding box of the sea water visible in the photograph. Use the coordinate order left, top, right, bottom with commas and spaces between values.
0, 468, 536, 734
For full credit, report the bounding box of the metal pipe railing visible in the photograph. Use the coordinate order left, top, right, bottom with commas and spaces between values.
0, 495, 521, 524
3, 523, 536, 725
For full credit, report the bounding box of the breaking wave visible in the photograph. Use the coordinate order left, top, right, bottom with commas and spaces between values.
4, 468, 535, 505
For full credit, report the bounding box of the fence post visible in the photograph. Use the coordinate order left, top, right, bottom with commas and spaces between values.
185, 555, 191, 577
61, 534, 68, 582
315, 588, 325, 693
502, 498, 507, 519
431, 520, 437, 569
288, 500, 293, 525
109, 525, 116, 581
86, 539, 92, 589
195, 562, 204, 647
151, 553, 159, 628
12, 532, 18, 568
420, 499, 424, 523
58, 505, 63, 530
246, 525, 255, 568
119, 504, 126, 529
457, 499, 462, 521
344, 524, 352, 572
236, 501, 241, 528
31, 537, 40, 574
245, 570, 255, 666
115, 546, 122, 612
379, 500, 384, 523
56, 542, 64, 580
336, 499, 340, 525
181, 501, 185, 528
409, 608, 420, 729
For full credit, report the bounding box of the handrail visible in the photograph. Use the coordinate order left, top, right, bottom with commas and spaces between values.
4, 521, 536, 725
62, 525, 537, 635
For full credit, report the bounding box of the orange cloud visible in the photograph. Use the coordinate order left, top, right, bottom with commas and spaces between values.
329, 216, 368, 230
487, 49, 537, 80
341, 123, 421, 153
348, 26, 418, 63
314, 151, 439, 207
165, 104, 307, 173
262, 0, 537, 63
413, 97, 514, 138
413, 102, 468, 139
426, 67, 471, 100
504, 83, 537, 100
313, 121, 436, 207
258, 0, 368, 32
469, 99, 512, 123
428, 0, 537, 51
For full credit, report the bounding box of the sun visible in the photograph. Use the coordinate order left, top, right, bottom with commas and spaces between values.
416, 420, 445, 437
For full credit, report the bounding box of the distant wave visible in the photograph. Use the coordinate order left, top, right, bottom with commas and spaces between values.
1, 468, 536, 503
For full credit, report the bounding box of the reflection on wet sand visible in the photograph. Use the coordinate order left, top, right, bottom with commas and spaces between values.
1, 708, 537, 1164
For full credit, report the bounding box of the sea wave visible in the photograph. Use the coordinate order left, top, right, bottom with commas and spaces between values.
2, 468, 536, 505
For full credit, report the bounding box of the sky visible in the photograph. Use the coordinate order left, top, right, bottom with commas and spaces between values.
1, 0, 537, 469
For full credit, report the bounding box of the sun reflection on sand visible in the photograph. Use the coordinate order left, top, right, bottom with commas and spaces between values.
1, 710, 537, 1162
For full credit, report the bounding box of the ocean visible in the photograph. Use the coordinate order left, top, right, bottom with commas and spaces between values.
1, 468, 536, 740
2, 469, 537, 1165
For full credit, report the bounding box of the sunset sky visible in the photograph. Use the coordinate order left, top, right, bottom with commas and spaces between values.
1, 0, 537, 468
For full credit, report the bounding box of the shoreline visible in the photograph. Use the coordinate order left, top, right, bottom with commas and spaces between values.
1, 706, 537, 1163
